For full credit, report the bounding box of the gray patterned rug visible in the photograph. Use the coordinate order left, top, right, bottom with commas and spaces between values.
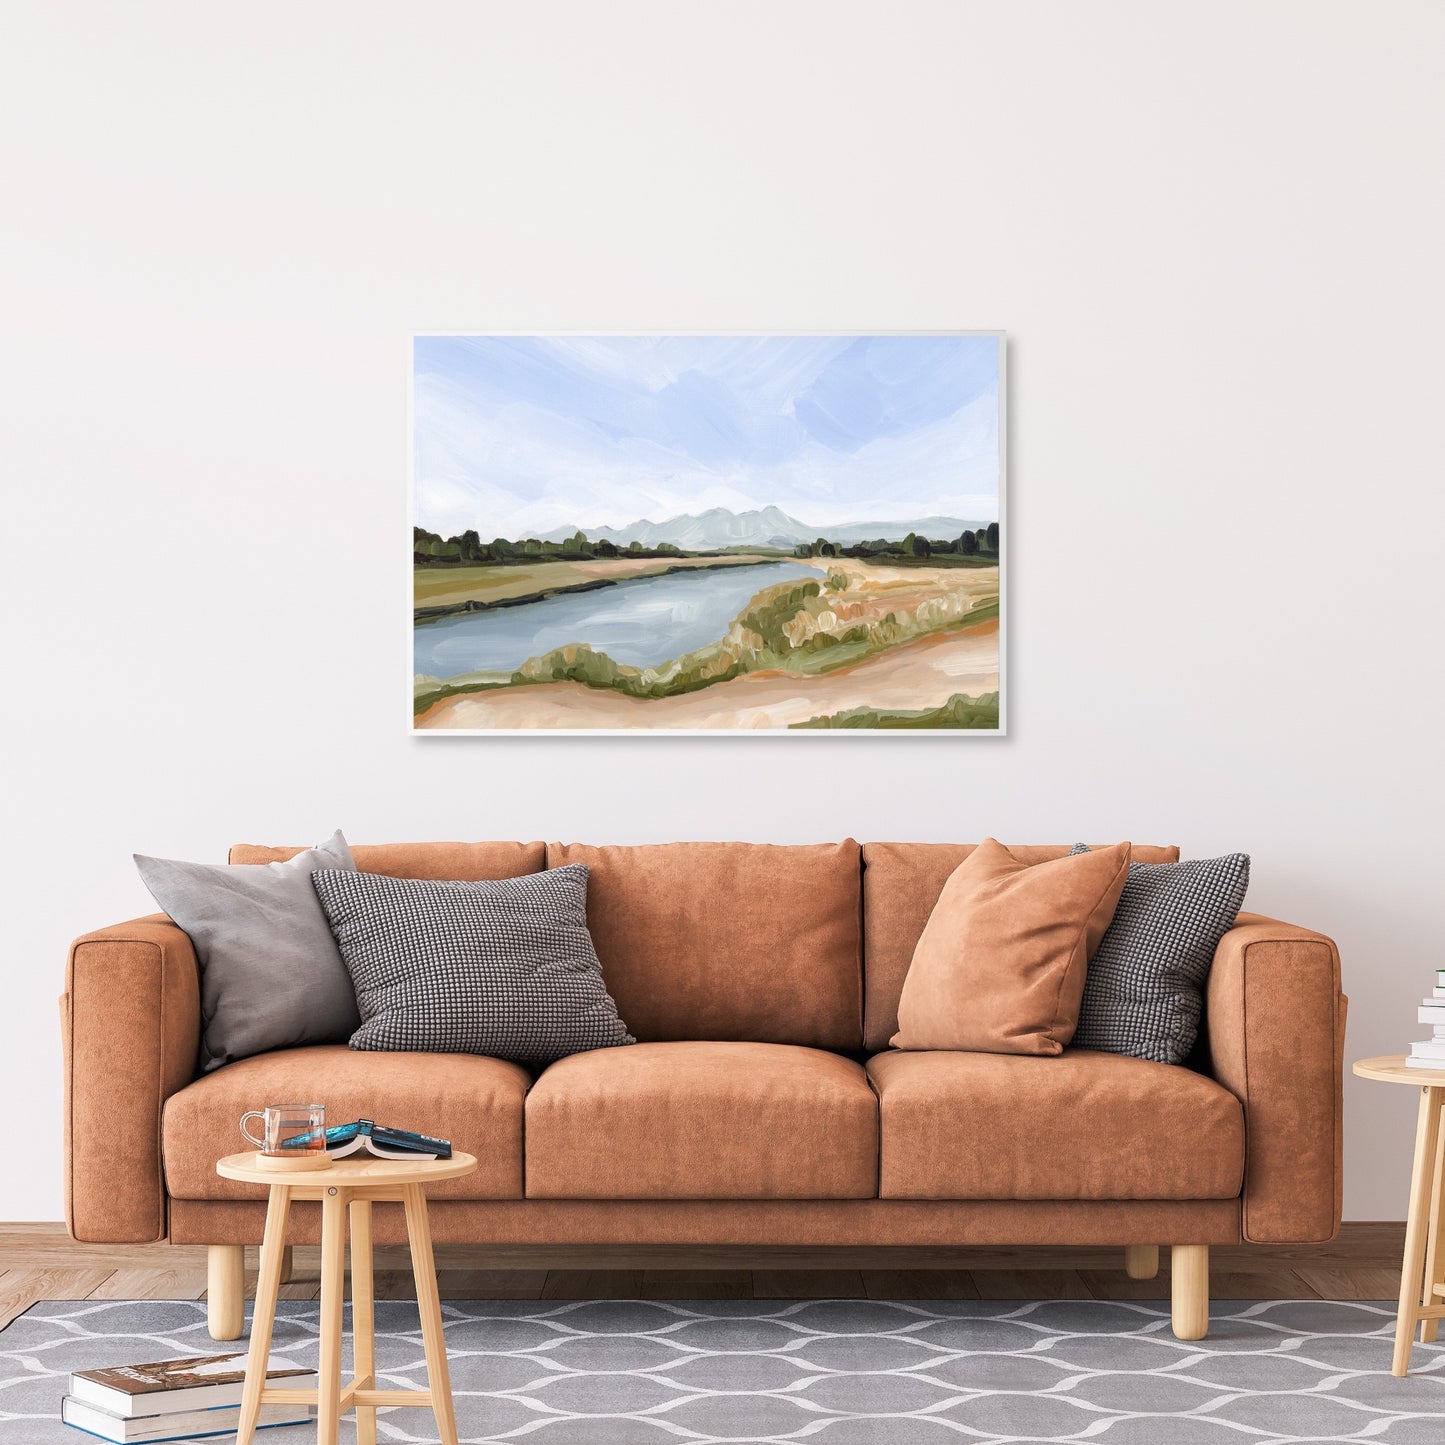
3, 1298, 1443, 1442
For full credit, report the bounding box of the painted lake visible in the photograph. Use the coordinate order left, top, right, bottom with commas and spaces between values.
413, 559, 819, 678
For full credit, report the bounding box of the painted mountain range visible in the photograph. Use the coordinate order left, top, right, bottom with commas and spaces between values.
540, 506, 990, 552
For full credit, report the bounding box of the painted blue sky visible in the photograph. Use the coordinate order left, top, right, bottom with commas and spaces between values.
413, 334, 1000, 537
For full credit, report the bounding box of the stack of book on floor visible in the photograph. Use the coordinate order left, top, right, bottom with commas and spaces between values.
1408, 970, 1445, 1069
61, 1353, 314, 1442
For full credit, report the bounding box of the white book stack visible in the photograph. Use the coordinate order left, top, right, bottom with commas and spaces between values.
61, 1353, 314, 1442
1406, 970, 1445, 1068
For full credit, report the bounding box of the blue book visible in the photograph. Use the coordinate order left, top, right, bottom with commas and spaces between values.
282, 1118, 452, 1160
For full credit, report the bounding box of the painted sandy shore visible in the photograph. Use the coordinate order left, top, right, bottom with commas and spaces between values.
415, 621, 999, 731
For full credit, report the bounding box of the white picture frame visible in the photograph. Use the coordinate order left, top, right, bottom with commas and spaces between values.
410, 331, 1005, 735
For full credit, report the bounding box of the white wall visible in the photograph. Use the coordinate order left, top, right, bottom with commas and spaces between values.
2, 0, 1441, 1224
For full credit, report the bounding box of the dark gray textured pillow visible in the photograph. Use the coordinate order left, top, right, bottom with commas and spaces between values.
1068, 844, 1250, 1065
310, 864, 634, 1062
135, 830, 361, 1072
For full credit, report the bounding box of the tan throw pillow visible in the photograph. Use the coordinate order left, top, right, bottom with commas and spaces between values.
891, 838, 1132, 1055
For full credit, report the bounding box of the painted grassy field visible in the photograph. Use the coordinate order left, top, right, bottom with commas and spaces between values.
414, 554, 778, 615
414, 556, 1000, 730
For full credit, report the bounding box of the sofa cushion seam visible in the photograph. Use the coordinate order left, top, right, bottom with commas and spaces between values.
855, 845, 866, 1051
863, 1064, 883, 1199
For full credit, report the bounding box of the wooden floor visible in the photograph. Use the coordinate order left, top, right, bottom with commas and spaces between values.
0, 1222, 1407, 1332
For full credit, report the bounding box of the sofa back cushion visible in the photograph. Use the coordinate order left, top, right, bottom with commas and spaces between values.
861, 842, 1180, 1053
230, 840, 545, 880
547, 841, 863, 1049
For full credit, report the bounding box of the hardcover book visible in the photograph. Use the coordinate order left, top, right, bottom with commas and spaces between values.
61, 1395, 311, 1442
68, 1354, 314, 1418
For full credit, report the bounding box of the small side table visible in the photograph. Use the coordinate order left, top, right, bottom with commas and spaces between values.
216, 1149, 478, 1445
1353, 1056, 1445, 1375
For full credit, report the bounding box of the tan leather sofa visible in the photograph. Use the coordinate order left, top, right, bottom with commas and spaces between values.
62, 840, 1346, 1343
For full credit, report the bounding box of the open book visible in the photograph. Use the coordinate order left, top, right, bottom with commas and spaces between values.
282, 1118, 452, 1160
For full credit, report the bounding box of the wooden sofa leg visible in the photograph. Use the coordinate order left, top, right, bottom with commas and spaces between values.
207, 1244, 246, 1341
1124, 1245, 1159, 1280
1171, 1244, 1209, 1340
278, 1245, 294, 1285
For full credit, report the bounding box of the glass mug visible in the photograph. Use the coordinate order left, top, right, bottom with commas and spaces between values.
240, 1103, 326, 1156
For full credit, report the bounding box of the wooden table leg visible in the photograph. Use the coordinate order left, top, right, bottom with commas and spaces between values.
1394, 1086, 1444, 1375
1419, 1106, 1445, 1346
236, 1187, 290, 1445
404, 1183, 460, 1445
350, 1199, 376, 1445
316, 1189, 347, 1445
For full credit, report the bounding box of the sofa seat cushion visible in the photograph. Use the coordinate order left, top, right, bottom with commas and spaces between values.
867, 1048, 1244, 1201
525, 1041, 879, 1200
162, 1045, 530, 1201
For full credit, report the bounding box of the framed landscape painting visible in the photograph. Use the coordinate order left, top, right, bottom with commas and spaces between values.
411, 333, 1004, 734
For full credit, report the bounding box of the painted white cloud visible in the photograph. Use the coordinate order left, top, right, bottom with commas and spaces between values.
413, 338, 1000, 536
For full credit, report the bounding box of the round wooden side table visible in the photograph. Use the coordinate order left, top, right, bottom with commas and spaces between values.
1353, 1056, 1445, 1376
215, 1149, 478, 1445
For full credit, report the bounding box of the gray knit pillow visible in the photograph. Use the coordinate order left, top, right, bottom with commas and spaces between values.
1068, 845, 1250, 1064
310, 864, 634, 1063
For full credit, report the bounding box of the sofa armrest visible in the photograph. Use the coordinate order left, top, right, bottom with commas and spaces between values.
62, 915, 201, 1242
1203, 911, 1346, 1244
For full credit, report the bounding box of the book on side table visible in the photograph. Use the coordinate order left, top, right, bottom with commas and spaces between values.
62, 1353, 314, 1441
282, 1118, 452, 1160
1405, 994, 1445, 1068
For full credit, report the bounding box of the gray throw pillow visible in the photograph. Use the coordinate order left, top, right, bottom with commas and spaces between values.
310, 864, 635, 1063
1068, 844, 1250, 1065
135, 830, 361, 1072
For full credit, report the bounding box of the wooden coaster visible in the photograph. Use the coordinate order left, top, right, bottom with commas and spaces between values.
251, 1150, 334, 1173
